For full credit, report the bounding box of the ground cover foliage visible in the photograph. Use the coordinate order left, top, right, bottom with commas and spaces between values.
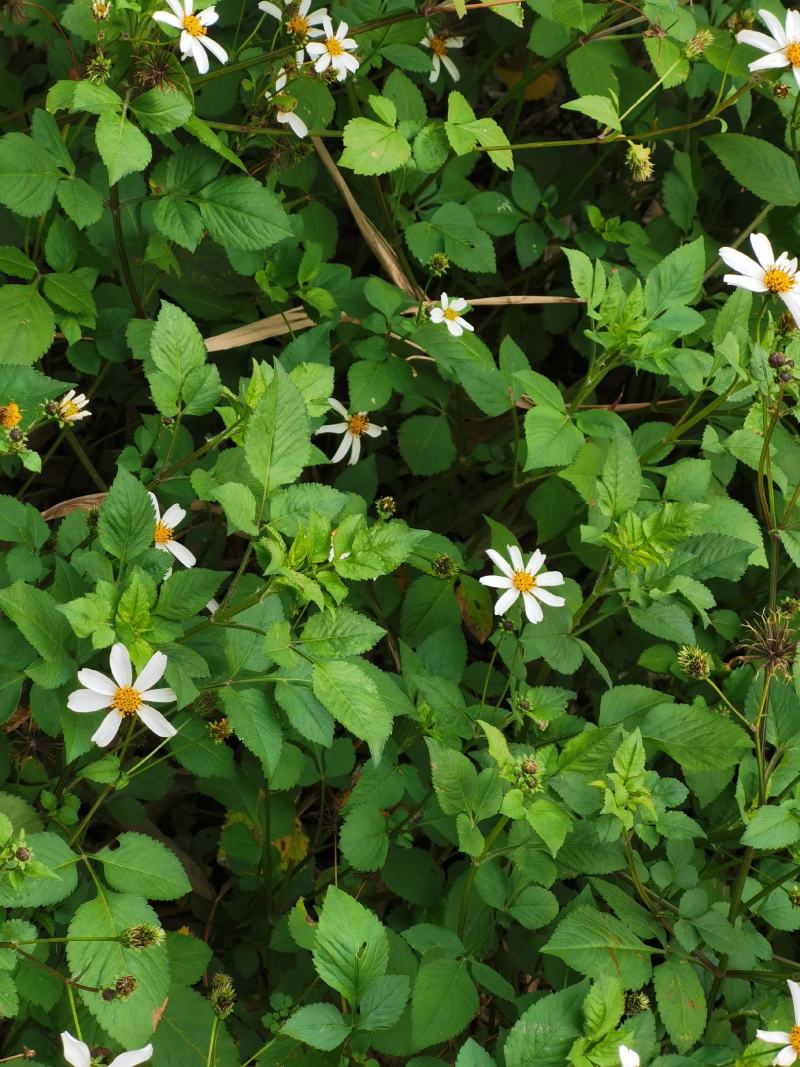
4, 0, 800, 1063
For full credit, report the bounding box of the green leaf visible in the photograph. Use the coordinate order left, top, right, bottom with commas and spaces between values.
300, 607, 385, 659
411, 958, 478, 1049
741, 802, 800, 849
0, 582, 73, 688
42, 272, 96, 318
183, 114, 247, 172
312, 660, 393, 763
705, 132, 800, 206
445, 91, 514, 171
0, 832, 78, 907
524, 405, 584, 470
95, 112, 152, 186
0, 247, 37, 280
644, 237, 705, 319
130, 88, 192, 133
642, 702, 751, 772
156, 568, 224, 620
94, 832, 191, 900
503, 984, 585, 1067
653, 958, 706, 1053
581, 976, 624, 1039
0, 133, 63, 216
541, 906, 653, 987
0, 285, 55, 365
628, 601, 695, 645
596, 435, 641, 518
312, 885, 389, 1004
562, 94, 621, 131
340, 117, 412, 176
67, 891, 170, 1046
57, 177, 105, 229
196, 176, 291, 251
97, 467, 154, 566
398, 415, 456, 475
282, 1003, 351, 1050
244, 364, 310, 496
508, 885, 559, 930
340, 804, 389, 871
358, 974, 410, 1031
220, 688, 283, 777
151, 985, 239, 1066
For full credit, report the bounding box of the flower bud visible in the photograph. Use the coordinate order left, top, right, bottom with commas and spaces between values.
429, 252, 450, 277
211, 973, 236, 1018
121, 923, 165, 949
677, 644, 712, 679
625, 142, 654, 182
685, 28, 713, 58
769, 351, 787, 367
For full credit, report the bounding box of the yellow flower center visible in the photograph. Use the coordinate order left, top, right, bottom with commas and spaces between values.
325, 35, 344, 55
60, 401, 81, 419
791, 1026, 800, 1054
786, 42, 800, 66
112, 686, 142, 717
443, 307, 460, 321
183, 13, 206, 36
287, 13, 310, 33
512, 571, 536, 593
430, 35, 448, 56
0, 402, 22, 430
348, 413, 369, 437
764, 267, 794, 294
154, 521, 173, 545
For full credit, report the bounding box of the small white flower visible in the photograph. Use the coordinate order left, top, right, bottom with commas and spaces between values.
737, 8, 800, 87
619, 1046, 640, 1067
757, 979, 800, 1065
429, 293, 474, 337
314, 397, 385, 465
479, 544, 565, 625
258, 0, 326, 37
150, 492, 196, 570
62, 1032, 153, 1067
421, 26, 464, 83
265, 57, 309, 139
67, 643, 177, 748
305, 16, 359, 80
57, 390, 91, 424
719, 232, 800, 328
91, 0, 111, 18
152, 0, 227, 75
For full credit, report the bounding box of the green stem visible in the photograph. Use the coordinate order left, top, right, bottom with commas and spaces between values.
457, 816, 509, 939
109, 183, 145, 318
206, 1016, 220, 1067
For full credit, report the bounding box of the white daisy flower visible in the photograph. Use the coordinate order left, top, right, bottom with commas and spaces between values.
305, 16, 359, 80
757, 979, 800, 1065
152, 0, 227, 75
258, 0, 326, 38
719, 232, 800, 327
421, 26, 464, 83
265, 57, 309, 139
91, 0, 111, 18
429, 293, 474, 337
314, 398, 385, 465
479, 545, 565, 625
62, 1032, 153, 1067
56, 390, 91, 424
150, 492, 196, 570
67, 643, 177, 748
737, 8, 800, 87
619, 1046, 640, 1067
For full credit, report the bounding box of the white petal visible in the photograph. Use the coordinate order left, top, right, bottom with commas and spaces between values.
429, 307, 445, 323
328, 397, 349, 418
188, 35, 210, 73
787, 9, 800, 39
445, 317, 463, 336
306, 6, 326, 23
306, 41, 326, 59
789, 980, 800, 1025
331, 433, 352, 463
92, 711, 123, 748
718, 246, 764, 278
287, 112, 308, 137
522, 591, 544, 623
140, 687, 177, 704
180, 28, 192, 51
153, 10, 185, 27
749, 50, 791, 70
68, 689, 113, 713
198, 5, 218, 24
723, 273, 769, 292
364, 423, 384, 437
76, 668, 116, 695
447, 36, 464, 48
336, 19, 348, 36
161, 503, 185, 528
737, 29, 781, 51
479, 575, 513, 588
774, 1047, 798, 1067
61, 389, 76, 404
134, 650, 168, 692
137, 705, 177, 738
531, 587, 565, 607
618, 1046, 640, 1067
757, 1032, 793, 1046
61, 1034, 92, 1067
440, 292, 449, 308
430, 55, 441, 82
508, 544, 524, 571
167, 0, 186, 17
442, 54, 460, 81
781, 289, 800, 328
167, 540, 197, 568
349, 434, 362, 464
457, 316, 474, 332
535, 569, 564, 587
201, 35, 228, 63
315, 423, 349, 435
486, 548, 514, 578
449, 297, 468, 311
320, 13, 333, 35
751, 232, 777, 267
759, 7, 788, 44
109, 643, 132, 687
258, 0, 282, 16
794, 64, 800, 86
339, 52, 359, 72
494, 587, 520, 615
109, 1047, 154, 1067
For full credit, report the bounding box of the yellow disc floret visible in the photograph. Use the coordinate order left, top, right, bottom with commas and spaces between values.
183, 12, 206, 36
347, 413, 369, 437
112, 686, 142, 717
764, 268, 794, 294
325, 35, 344, 55
790, 1025, 800, 1054
0, 402, 22, 430
430, 35, 448, 56
154, 520, 173, 545
443, 307, 460, 321
512, 571, 536, 593
287, 13, 310, 33
786, 42, 800, 66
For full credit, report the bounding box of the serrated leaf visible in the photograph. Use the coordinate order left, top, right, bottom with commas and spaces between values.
94, 832, 191, 900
